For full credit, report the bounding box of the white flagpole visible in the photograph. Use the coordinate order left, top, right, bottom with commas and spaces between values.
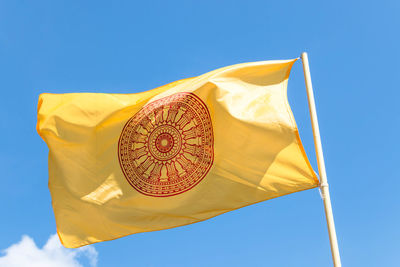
300, 52, 342, 267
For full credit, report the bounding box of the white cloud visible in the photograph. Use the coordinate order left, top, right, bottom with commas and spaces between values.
0, 234, 98, 267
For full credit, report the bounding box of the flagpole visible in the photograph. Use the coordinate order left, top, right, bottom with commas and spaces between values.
300, 52, 342, 267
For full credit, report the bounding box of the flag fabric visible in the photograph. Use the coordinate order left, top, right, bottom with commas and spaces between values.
37, 59, 319, 248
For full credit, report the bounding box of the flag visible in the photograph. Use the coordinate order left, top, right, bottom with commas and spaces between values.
37, 59, 319, 248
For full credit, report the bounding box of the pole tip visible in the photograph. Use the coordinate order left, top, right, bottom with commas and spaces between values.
301, 52, 308, 59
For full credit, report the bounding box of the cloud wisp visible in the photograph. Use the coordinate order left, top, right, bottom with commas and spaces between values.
0, 234, 98, 267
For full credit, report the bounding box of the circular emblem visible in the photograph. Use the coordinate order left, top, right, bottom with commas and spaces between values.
118, 92, 214, 197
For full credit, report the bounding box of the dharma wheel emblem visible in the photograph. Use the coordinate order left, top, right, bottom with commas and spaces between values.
118, 92, 214, 197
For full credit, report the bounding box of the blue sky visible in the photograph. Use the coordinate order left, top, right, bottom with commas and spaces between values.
0, 0, 399, 266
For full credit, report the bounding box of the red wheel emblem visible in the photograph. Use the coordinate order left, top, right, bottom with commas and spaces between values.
118, 92, 214, 197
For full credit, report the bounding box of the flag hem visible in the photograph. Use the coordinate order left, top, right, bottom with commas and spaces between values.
59, 183, 318, 248
282, 59, 320, 184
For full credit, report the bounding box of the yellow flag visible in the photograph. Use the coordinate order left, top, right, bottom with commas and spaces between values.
37, 59, 319, 248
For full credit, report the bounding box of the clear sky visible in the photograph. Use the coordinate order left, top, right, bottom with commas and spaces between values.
0, 1, 399, 266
